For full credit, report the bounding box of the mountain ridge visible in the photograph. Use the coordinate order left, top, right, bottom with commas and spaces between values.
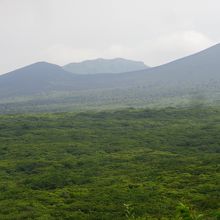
63, 57, 149, 74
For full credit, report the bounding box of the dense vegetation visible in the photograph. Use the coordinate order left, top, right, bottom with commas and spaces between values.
0, 86, 219, 114
0, 106, 219, 219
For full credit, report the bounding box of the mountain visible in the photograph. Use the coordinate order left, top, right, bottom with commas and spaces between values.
131, 43, 220, 84
63, 58, 149, 74
75, 43, 220, 91
0, 62, 77, 98
0, 44, 220, 112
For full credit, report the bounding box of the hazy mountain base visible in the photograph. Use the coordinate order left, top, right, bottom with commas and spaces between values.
0, 106, 219, 219
0, 86, 219, 114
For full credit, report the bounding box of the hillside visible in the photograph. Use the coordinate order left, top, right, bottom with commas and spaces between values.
127, 43, 220, 85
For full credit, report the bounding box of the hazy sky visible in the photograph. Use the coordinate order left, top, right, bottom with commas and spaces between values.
0, 0, 220, 74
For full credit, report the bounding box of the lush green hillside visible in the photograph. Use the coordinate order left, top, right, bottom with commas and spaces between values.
0, 106, 219, 219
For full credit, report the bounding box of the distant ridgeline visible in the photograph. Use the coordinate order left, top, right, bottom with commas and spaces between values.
63, 58, 149, 74
0, 44, 220, 113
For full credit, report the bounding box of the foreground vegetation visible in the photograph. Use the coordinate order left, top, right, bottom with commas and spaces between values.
0, 106, 219, 219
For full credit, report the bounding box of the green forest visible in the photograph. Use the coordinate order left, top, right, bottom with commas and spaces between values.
0, 106, 219, 219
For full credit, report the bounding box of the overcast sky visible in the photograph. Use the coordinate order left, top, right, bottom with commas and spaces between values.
0, 0, 220, 74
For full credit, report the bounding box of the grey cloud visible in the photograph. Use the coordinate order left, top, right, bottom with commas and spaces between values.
0, 0, 219, 74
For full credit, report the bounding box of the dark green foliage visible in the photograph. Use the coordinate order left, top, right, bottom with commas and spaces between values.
176, 203, 204, 220
0, 106, 219, 219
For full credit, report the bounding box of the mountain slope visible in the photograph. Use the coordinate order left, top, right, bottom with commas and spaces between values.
131, 43, 220, 83
0, 62, 77, 98
77, 43, 220, 91
63, 58, 148, 74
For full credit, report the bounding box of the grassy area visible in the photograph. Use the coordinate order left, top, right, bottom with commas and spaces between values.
0, 106, 219, 219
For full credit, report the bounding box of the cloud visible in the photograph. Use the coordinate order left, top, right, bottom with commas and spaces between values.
154, 30, 214, 53
44, 44, 98, 65
44, 31, 215, 67
141, 30, 215, 66
0, 0, 220, 73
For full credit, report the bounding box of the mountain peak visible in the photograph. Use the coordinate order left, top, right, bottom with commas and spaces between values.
25, 61, 61, 69
63, 58, 149, 74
